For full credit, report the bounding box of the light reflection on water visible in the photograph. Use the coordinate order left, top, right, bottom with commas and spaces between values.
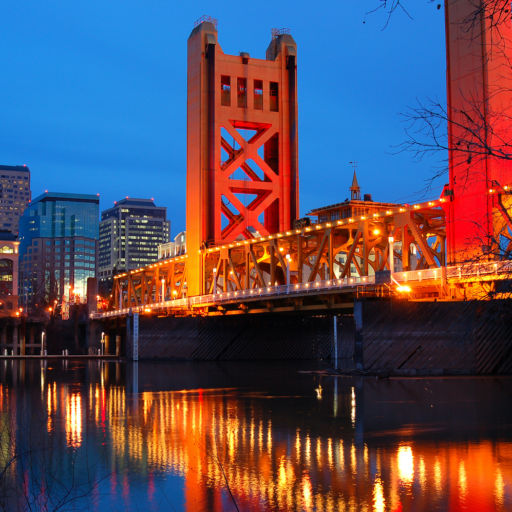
0, 360, 510, 511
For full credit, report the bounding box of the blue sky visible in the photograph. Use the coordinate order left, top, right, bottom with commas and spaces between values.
0, 1, 446, 236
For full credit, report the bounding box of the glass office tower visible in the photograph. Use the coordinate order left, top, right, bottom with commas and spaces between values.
18, 192, 99, 310
98, 198, 170, 292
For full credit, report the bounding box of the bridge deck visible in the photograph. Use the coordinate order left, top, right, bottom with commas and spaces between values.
94, 260, 512, 319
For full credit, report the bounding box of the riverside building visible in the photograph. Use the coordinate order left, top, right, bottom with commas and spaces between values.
98, 198, 170, 290
18, 192, 99, 311
0, 165, 31, 235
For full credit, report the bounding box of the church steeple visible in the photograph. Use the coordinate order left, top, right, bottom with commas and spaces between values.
350, 170, 361, 200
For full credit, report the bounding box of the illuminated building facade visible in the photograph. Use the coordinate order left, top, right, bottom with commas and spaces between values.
0, 164, 31, 235
18, 192, 99, 309
98, 198, 170, 288
0, 232, 19, 315
158, 231, 186, 260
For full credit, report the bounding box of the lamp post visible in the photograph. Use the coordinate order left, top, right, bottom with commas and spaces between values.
285, 254, 291, 286
388, 236, 395, 275
161, 278, 165, 302
213, 267, 217, 294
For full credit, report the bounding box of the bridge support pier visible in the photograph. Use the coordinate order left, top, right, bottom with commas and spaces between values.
333, 316, 338, 370
12, 326, 18, 356
125, 312, 139, 361
354, 301, 364, 371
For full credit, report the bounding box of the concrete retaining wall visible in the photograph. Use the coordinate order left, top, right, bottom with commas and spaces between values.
99, 299, 512, 374
345, 299, 512, 375
136, 313, 334, 360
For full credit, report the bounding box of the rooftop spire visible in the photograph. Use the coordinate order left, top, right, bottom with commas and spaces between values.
350, 170, 361, 200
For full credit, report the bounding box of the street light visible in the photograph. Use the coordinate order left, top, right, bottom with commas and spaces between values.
161, 278, 165, 302
388, 236, 395, 275
212, 267, 217, 294
285, 254, 291, 285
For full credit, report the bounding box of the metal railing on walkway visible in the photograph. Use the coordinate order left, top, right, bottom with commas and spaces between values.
93, 259, 512, 319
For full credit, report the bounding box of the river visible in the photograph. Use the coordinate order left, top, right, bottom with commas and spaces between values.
0, 360, 510, 511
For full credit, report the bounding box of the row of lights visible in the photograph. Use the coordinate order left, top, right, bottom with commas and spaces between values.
201, 182, 510, 256
115, 254, 189, 279
201, 198, 451, 255
114, 183, 511, 282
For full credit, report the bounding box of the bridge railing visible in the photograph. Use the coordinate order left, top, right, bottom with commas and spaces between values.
95, 259, 512, 319
391, 260, 512, 284
93, 275, 376, 319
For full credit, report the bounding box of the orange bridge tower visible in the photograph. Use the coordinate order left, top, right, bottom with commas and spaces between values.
186, 18, 299, 295
445, 0, 512, 263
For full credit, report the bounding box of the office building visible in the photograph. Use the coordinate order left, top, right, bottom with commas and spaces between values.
98, 198, 170, 287
18, 192, 99, 310
158, 231, 186, 260
0, 165, 31, 235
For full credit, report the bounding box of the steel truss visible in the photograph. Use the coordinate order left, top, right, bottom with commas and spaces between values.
112, 203, 446, 310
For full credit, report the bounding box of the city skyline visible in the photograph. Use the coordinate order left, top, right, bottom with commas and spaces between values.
0, 1, 446, 237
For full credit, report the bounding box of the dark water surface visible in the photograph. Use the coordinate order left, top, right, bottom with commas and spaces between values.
0, 360, 511, 511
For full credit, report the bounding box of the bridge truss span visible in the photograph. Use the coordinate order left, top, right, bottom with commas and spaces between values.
204, 202, 446, 295
109, 201, 446, 315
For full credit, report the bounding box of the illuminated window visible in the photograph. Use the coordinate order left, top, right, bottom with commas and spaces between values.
254, 79, 263, 110
237, 78, 247, 108
221, 76, 231, 106
270, 82, 279, 111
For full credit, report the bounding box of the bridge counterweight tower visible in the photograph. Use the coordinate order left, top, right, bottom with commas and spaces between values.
186, 20, 299, 296
445, 0, 512, 263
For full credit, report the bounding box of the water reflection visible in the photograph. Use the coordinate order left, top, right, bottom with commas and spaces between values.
0, 361, 510, 511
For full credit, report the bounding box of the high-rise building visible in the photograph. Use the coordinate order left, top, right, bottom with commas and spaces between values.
98, 198, 170, 288
0, 165, 31, 235
18, 192, 99, 310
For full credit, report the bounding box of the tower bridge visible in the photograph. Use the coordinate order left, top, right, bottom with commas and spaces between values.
90, 3, 512, 370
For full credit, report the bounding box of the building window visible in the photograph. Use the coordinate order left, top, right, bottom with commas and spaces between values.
270, 82, 279, 112
254, 79, 263, 110
221, 76, 231, 106
237, 78, 247, 108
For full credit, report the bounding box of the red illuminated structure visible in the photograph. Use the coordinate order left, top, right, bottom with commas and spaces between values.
186, 18, 299, 295
107, 7, 512, 312
445, 0, 512, 263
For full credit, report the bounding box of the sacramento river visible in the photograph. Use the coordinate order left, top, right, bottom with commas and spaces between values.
0, 360, 510, 511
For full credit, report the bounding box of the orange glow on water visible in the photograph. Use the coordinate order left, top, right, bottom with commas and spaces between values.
397, 445, 414, 483
373, 477, 385, 512
66, 393, 82, 448
2, 367, 512, 512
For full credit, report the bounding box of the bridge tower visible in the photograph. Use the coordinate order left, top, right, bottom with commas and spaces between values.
186, 18, 299, 295
445, 0, 512, 263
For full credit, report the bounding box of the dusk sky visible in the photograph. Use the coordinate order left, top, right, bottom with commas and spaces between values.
1, 1, 446, 236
